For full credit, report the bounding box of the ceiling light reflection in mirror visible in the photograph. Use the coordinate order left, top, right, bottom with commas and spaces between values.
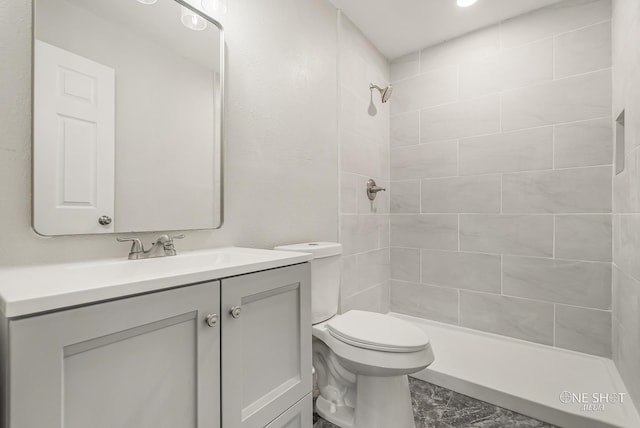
137, 0, 227, 32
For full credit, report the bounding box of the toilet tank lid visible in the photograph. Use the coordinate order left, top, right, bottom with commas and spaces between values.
274, 242, 342, 259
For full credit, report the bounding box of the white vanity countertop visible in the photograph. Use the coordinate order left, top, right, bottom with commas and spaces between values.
0, 247, 312, 318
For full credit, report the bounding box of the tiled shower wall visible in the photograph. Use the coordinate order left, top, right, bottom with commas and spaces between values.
612, 0, 640, 406
338, 13, 391, 313
389, 0, 613, 357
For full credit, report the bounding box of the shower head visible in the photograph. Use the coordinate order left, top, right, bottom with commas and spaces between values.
370, 83, 393, 103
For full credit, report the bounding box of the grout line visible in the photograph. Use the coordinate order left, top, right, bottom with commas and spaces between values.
386, 245, 611, 265
388, 212, 612, 216
391, 164, 613, 182
552, 19, 612, 39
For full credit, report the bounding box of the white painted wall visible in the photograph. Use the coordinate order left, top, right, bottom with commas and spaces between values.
0, 0, 338, 265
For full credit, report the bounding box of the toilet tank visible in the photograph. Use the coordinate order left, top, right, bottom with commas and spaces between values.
274, 242, 342, 324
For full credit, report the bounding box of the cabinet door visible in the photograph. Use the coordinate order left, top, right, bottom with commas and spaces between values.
8, 281, 220, 428
265, 394, 312, 428
221, 264, 311, 428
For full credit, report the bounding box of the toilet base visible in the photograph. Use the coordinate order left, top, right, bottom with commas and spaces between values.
316, 374, 416, 428
316, 395, 355, 427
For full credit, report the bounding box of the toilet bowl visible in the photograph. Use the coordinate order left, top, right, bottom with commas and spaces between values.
274, 242, 435, 428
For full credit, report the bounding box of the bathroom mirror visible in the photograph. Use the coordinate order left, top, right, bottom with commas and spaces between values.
32, 0, 223, 235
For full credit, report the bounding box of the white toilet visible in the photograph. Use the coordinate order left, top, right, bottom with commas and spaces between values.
274, 242, 434, 428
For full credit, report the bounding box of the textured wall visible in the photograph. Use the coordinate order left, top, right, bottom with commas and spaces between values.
612, 0, 640, 408
0, 0, 338, 266
338, 13, 391, 313
389, 0, 613, 357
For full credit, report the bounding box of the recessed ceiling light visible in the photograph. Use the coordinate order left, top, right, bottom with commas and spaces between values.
457, 0, 478, 7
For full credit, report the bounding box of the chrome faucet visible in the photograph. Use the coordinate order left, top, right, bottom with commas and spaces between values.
117, 234, 185, 260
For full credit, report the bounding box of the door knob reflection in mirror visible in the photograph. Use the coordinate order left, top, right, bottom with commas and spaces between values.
98, 216, 112, 226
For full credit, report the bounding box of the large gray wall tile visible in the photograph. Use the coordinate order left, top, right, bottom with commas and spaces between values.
391, 247, 421, 282
391, 180, 420, 213
340, 214, 387, 255
391, 67, 458, 115
356, 248, 390, 292
342, 282, 389, 315
391, 141, 458, 180
614, 150, 640, 213
554, 118, 613, 168
341, 128, 387, 178
460, 291, 554, 345
340, 255, 358, 299
459, 215, 554, 257
614, 320, 640, 406
420, 26, 500, 72
391, 111, 419, 148
420, 95, 500, 143
459, 127, 553, 175
390, 51, 420, 82
554, 21, 612, 78
555, 305, 612, 357
341, 173, 357, 214
421, 250, 501, 293
500, 0, 612, 49
615, 215, 640, 291
391, 215, 458, 250
421, 175, 501, 213
459, 38, 553, 99
502, 167, 612, 213
503, 256, 611, 309
612, 267, 640, 343
501, 70, 612, 131
555, 215, 612, 262
391, 280, 459, 324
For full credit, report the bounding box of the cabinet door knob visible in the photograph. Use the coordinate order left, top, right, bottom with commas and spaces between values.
230, 306, 241, 319
205, 314, 218, 327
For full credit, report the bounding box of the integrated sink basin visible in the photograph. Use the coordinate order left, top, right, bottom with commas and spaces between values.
0, 247, 312, 318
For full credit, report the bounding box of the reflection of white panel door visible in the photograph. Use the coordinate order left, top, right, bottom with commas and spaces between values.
34, 40, 115, 235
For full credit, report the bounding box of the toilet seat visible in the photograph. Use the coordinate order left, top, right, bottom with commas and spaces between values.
327, 310, 429, 353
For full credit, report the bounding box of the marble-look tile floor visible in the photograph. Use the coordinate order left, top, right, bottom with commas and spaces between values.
313, 377, 558, 428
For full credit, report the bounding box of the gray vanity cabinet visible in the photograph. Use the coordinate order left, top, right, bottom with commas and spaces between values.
1, 263, 311, 428
221, 263, 312, 428
6, 281, 221, 428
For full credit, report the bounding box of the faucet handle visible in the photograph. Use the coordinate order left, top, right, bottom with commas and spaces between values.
161, 234, 184, 256
117, 237, 144, 254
